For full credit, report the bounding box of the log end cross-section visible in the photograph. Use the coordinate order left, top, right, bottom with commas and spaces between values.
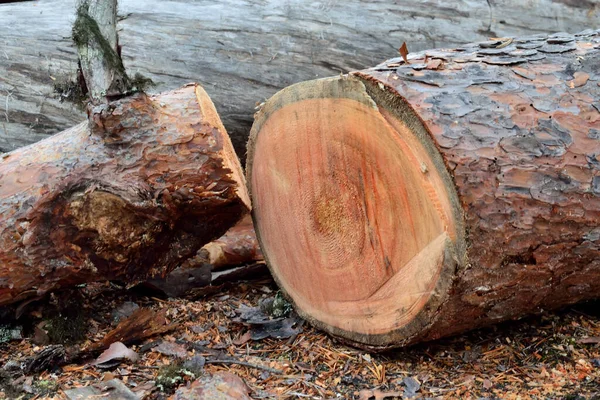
247, 77, 466, 348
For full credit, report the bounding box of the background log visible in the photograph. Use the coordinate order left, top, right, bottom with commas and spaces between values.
145, 215, 264, 297
247, 30, 600, 349
201, 215, 263, 272
0, 0, 597, 157
0, 83, 250, 307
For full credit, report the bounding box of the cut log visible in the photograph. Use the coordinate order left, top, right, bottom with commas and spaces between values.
1, 0, 598, 157
0, 83, 250, 307
200, 215, 262, 272
247, 30, 600, 349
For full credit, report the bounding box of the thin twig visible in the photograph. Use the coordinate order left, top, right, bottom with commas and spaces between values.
4, 90, 13, 122
205, 359, 283, 374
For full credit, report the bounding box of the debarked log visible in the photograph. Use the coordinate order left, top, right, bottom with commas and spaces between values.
246, 30, 600, 349
201, 215, 263, 271
0, 83, 250, 307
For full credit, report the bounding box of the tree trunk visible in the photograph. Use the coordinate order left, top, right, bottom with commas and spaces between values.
0, 83, 250, 307
1, 0, 597, 158
247, 30, 600, 349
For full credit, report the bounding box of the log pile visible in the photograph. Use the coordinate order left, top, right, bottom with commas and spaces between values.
0, 0, 251, 309
247, 30, 600, 349
1, 0, 599, 349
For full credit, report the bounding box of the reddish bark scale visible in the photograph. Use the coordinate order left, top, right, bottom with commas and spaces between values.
0, 84, 249, 307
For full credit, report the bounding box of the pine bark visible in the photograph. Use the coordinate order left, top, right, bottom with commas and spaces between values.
354, 30, 600, 347
247, 29, 600, 348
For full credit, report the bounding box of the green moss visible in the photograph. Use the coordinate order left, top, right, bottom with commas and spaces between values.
53, 77, 88, 109
261, 291, 293, 318
130, 73, 155, 92
43, 304, 89, 345
32, 379, 58, 397
156, 362, 198, 393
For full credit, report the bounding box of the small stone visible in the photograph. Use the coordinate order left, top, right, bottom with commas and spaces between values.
172, 372, 251, 400
111, 302, 139, 325
183, 355, 206, 374
403, 376, 421, 398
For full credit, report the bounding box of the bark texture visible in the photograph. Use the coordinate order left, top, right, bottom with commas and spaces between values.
0, 0, 597, 157
248, 29, 600, 348
0, 83, 250, 307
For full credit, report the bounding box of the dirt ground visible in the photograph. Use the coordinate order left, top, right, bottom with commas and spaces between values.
0, 276, 599, 399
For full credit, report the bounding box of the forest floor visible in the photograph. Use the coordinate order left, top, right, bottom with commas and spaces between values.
0, 275, 599, 400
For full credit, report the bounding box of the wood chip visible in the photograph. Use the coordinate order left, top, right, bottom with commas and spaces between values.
399, 42, 410, 64
577, 336, 600, 344
567, 72, 590, 88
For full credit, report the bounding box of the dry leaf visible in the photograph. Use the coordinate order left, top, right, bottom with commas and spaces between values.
152, 341, 188, 359
233, 331, 252, 345
93, 342, 139, 368
64, 379, 138, 400
399, 42, 409, 64
172, 372, 251, 400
